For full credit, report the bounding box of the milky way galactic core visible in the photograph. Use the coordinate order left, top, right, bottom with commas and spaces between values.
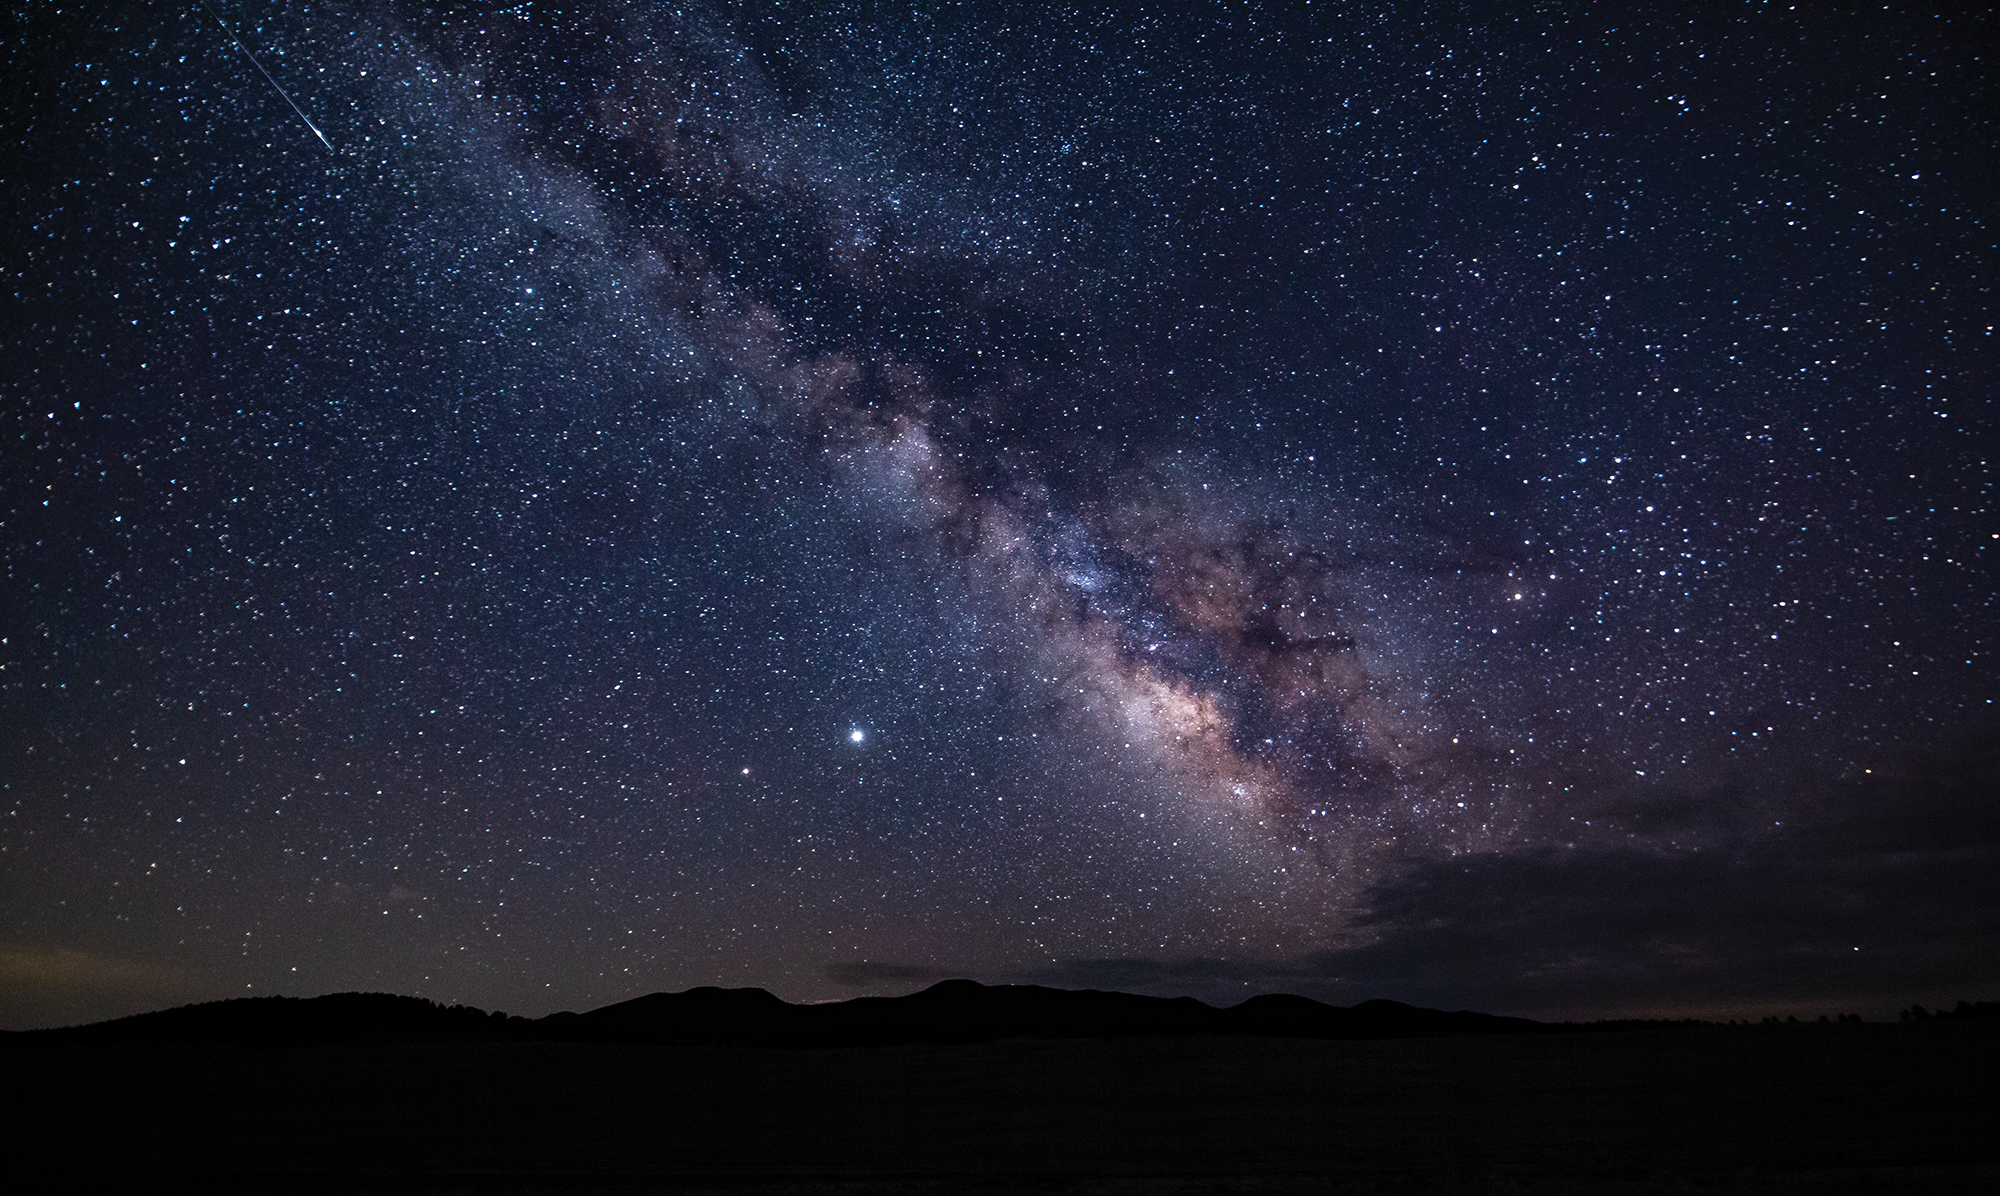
2, 2, 1990, 1028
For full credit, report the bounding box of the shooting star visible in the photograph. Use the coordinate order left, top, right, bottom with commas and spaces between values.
197, 0, 335, 154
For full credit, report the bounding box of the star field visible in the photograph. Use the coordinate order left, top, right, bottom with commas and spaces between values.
1, 1, 1991, 1028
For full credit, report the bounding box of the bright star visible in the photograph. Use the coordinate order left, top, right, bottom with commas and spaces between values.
850, 728, 866, 743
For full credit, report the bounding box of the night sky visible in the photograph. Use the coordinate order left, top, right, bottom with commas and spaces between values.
3, 1, 1991, 1031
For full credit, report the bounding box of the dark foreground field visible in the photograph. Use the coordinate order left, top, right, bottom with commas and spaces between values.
8, 1022, 1995, 1194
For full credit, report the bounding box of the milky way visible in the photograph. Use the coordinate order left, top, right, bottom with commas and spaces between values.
3, 2, 1991, 1028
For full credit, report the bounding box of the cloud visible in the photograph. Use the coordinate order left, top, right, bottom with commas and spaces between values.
963, 733, 2000, 1019
1336, 732, 1999, 1012
1322, 845, 1994, 1019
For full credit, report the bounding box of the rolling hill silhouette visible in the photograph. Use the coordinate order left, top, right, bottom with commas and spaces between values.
10, 982, 1993, 1191
29, 979, 1541, 1045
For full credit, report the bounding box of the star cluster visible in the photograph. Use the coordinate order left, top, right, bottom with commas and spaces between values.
1, 1, 1990, 1028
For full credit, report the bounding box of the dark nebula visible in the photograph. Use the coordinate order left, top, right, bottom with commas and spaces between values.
2, 1, 1991, 1029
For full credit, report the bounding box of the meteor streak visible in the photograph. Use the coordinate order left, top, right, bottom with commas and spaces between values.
196, 0, 334, 154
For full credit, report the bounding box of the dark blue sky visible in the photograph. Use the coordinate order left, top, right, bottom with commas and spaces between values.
2, 0, 1990, 1029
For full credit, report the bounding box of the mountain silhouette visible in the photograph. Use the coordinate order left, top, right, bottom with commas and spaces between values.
29, 980, 1542, 1045
27, 990, 522, 1044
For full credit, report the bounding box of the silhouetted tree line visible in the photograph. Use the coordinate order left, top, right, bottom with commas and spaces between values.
21, 985, 1996, 1045
1899, 1000, 2000, 1023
